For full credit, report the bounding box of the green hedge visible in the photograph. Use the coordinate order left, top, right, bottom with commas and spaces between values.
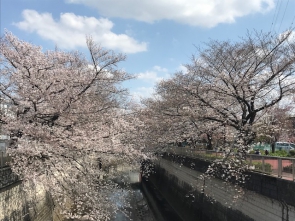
268, 150, 289, 157
251, 162, 272, 173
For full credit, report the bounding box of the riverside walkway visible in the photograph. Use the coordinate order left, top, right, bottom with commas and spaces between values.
166, 147, 295, 181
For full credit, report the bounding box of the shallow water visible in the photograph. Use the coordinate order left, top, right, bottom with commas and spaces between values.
111, 188, 155, 221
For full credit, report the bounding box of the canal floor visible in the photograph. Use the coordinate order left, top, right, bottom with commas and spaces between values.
110, 186, 155, 221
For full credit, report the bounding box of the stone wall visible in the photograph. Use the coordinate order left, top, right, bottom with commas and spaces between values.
0, 168, 54, 221
0, 166, 19, 189
0, 182, 30, 221
26, 184, 54, 221
145, 156, 295, 221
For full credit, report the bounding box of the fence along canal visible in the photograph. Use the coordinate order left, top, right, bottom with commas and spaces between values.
167, 146, 295, 181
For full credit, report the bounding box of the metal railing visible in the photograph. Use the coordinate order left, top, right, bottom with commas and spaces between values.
246, 154, 295, 181
164, 147, 295, 181
164, 147, 225, 160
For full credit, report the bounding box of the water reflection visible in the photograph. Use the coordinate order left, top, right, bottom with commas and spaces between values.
110, 188, 155, 221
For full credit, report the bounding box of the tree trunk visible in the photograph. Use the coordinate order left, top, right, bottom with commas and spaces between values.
271, 142, 275, 153
271, 135, 278, 153
207, 133, 213, 150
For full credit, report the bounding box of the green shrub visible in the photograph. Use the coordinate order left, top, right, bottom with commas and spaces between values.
251, 162, 272, 173
283, 164, 294, 173
268, 150, 288, 157
288, 150, 295, 157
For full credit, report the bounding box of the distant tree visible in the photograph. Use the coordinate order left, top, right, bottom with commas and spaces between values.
140, 79, 201, 149
255, 104, 295, 153
142, 30, 295, 183
0, 31, 144, 220
183, 30, 295, 149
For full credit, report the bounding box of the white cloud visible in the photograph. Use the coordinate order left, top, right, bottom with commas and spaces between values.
137, 66, 170, 83
279, 30, 295, 43
14, 9, 147, 53
137, 71, 163, 82
65, 0, 275, 27
177, 65, 188, 74
153, 65, 168, 72
130, 65, 171, 100
131, 87, 155, 101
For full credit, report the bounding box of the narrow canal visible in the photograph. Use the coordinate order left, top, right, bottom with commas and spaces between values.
110, 186, 155, 221
109, 181, 183, 221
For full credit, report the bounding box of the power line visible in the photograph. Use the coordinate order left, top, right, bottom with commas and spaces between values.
290, 14, 295, 28
270, 0, 283, 33
278, 0, 290, 33
270, 0, 280, 32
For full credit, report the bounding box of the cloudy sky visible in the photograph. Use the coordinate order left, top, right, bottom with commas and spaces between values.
1, 0, 295, 101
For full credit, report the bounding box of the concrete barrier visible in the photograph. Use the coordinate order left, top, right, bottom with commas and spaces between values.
145, 156, 295, 221
0, 168, 53, 221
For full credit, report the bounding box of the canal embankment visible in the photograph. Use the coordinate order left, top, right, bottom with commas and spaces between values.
143, 154, 295, 221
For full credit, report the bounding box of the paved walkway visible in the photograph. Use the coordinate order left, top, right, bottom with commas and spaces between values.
166, 149, 295, 181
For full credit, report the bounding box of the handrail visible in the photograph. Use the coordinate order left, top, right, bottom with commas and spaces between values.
164, 147, 295, 181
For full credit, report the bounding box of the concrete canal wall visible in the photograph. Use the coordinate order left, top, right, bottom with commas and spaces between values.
0, 167, 53, 221
0, 181, 30, 221
0, 162, 143, 221
0, 166, 18, 189
143, 154, 295, 221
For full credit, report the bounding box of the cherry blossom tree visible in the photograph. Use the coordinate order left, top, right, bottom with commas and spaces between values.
141, 30, 295, 184
183, 31, 295, 147
255, 104, 295, 152
140, 74, 228, 151
0, 31, 145, 220
140, 83, 200, 150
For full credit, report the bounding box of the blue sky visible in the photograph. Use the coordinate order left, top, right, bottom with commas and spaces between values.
1, 0, 295, 101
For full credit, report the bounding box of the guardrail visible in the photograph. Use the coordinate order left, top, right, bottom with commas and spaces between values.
164, 147, 295, 181
246, 154, 295, 181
